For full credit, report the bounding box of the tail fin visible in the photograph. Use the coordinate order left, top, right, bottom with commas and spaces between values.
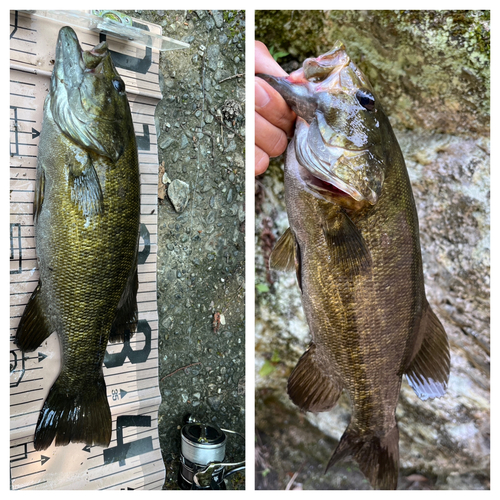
34, 372, 111, 451
326, 424, 399, 490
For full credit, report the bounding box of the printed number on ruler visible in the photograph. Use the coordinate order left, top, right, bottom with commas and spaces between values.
104, 319, 152, 368
103, 415, 153, 466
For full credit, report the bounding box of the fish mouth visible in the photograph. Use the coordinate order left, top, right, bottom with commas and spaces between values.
307, 167, 373, 207
305, 172, 355, 199
52, 27, 85, 90
53, 26, 110, 90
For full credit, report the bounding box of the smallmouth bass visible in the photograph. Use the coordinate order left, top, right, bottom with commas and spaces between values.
15, 26, 140, 450
258, 42, 450, 490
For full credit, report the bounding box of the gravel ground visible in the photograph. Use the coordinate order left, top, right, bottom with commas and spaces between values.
124, 10, 246, 490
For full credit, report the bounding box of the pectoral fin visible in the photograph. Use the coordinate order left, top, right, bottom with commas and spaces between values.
269, 227, 295, 272
323, 209, 371, 276
287, 343, 343, 412
69, 153, 104, 217
270, 227, 303, 292
405, 304, 450, 400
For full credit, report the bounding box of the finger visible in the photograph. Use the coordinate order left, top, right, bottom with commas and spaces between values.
255, 41, 288, 76
255, 77, 296, 138
255, 112, 288, 159
255, 145, 269, 176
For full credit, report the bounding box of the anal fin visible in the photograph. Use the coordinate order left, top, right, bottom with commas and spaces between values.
15, 282, 53, 352
287, 343, 343, 412
405, 303, 450, 400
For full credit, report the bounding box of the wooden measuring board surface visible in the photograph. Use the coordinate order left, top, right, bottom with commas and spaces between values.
9, 10, 164, 490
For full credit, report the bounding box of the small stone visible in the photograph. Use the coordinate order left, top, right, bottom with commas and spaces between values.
159, 135, 174, 149
180, 134, 189, 149
212, 10, 224, 28
208, 394, 222, 410
206, 45, 220, 71
167, 179, 190, 213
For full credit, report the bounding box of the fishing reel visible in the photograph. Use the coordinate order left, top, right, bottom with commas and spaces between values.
178, 416, 245, 490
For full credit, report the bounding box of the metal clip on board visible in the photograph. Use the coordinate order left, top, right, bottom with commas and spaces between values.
25, 10, 190, 51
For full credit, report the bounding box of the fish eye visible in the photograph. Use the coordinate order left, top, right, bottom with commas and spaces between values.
112, 78, 125, 93
356, 90, 375, 111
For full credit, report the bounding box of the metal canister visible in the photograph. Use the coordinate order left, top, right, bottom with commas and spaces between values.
179, 423, 227, 489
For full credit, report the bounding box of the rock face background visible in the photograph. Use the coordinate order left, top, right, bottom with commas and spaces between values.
255, 10, 490, 490
125, 10, 246, 489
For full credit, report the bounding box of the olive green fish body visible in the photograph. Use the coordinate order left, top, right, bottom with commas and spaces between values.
264, 42, 450, 489
15, 27, 140, 450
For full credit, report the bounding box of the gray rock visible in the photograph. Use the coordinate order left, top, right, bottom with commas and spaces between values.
179, 134, 189, 150
167, 179, 190, 213
125, 9, 246, 490
212, 10, 224, 28
159, 135, 175, 149
207, 394, 223, 410
206, 44, 220, 71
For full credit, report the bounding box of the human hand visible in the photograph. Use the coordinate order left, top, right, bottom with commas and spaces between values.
255, 41, 296, 176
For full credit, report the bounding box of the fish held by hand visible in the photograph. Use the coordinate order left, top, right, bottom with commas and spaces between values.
264, 41, 450, 490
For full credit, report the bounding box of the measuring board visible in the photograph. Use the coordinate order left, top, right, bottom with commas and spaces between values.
10, 11, 165, 490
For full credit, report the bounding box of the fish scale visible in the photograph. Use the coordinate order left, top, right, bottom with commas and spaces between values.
263, 42, 450, 489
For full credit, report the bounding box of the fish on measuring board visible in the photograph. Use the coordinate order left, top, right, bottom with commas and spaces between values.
15, 26, 140, 451
258, 42, 450, 490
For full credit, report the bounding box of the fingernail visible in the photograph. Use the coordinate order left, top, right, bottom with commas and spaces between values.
255, 80, 270, 108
